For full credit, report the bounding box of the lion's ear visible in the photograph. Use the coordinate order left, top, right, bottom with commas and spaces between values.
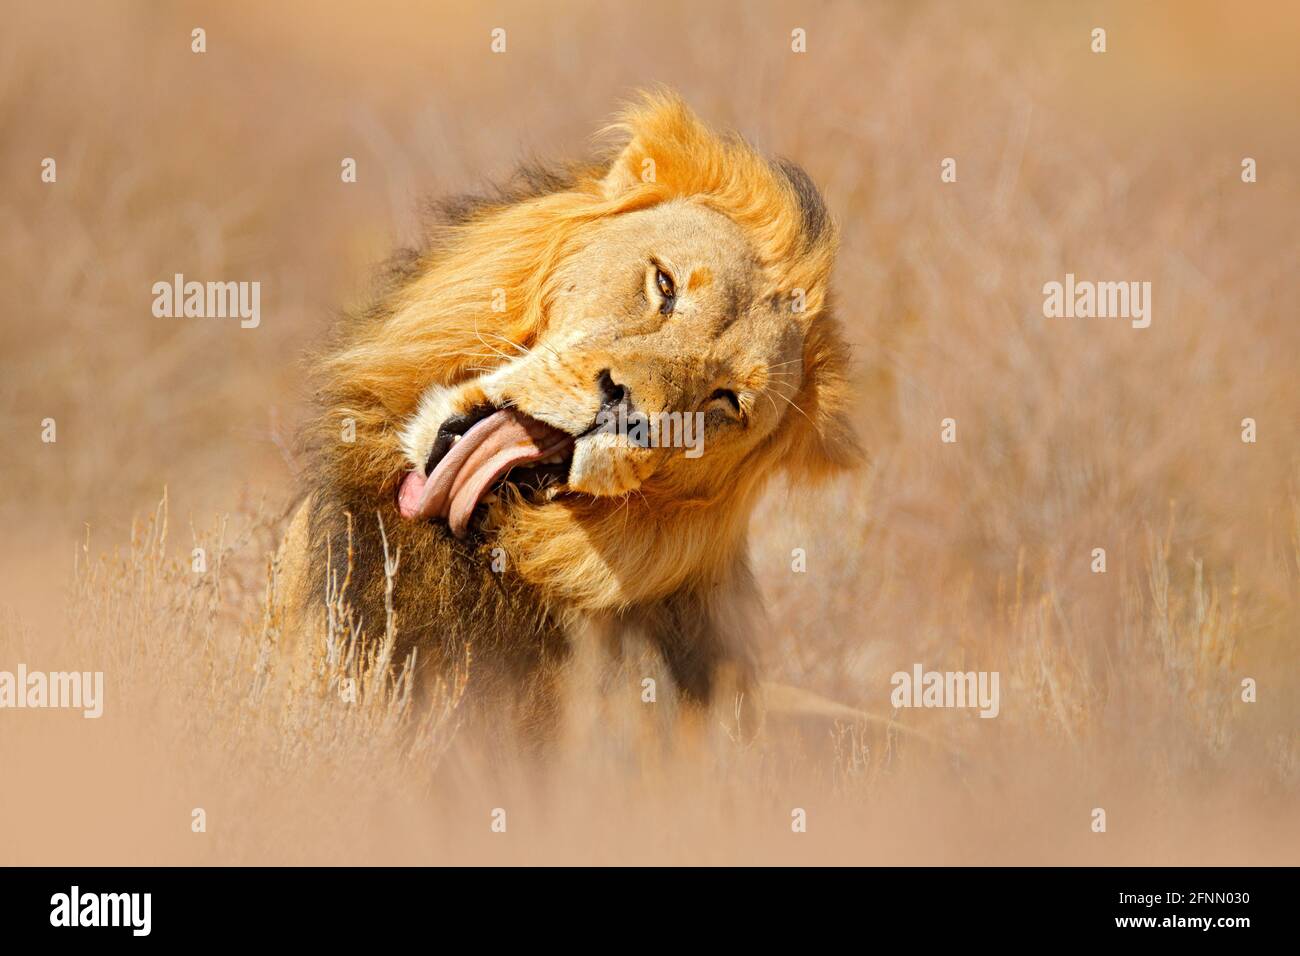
784, 314, 864, 482
598, 91, 701, 201
599, 139, 645, 199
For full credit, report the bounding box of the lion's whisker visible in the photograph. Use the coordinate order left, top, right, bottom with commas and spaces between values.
769, 383, 815, 424
476, 328, 533, 356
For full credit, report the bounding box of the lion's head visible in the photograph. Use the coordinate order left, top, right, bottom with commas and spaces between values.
315, 92, 858, 614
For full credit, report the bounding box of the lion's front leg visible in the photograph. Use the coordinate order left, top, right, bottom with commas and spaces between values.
638, 579, 764, 742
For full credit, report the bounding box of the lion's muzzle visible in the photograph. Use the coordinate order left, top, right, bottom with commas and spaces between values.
397, 408, 574, 537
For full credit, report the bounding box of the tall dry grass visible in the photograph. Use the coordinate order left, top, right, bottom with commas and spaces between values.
1, 0, 1298, 863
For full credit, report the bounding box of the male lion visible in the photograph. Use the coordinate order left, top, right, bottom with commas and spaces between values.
279, 92, 859, 741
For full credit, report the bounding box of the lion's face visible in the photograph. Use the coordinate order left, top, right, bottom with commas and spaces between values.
312, 93, 860, 605
398, 198, 809, 530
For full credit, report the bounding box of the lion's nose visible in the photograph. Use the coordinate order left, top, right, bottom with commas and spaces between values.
596, 369, 628, 412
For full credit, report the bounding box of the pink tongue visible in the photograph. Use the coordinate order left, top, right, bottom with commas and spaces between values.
396, 409, 572, 537
397, 470, 429, 519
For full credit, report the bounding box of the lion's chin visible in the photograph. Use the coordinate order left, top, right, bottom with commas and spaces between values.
565, 432, 651, 498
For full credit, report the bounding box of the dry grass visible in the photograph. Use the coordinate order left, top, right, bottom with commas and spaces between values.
1, 0, 1298, 864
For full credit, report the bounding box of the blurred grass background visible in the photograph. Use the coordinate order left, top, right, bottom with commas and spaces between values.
1, 0, 1297, 863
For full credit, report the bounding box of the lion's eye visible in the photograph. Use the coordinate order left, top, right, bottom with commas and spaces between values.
710, 388, 742, 414
655, 267, 676, 313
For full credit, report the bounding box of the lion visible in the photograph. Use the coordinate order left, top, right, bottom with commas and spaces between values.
278, 91, 860, 744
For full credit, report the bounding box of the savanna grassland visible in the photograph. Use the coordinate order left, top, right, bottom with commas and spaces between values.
1, 0, 1297, 864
